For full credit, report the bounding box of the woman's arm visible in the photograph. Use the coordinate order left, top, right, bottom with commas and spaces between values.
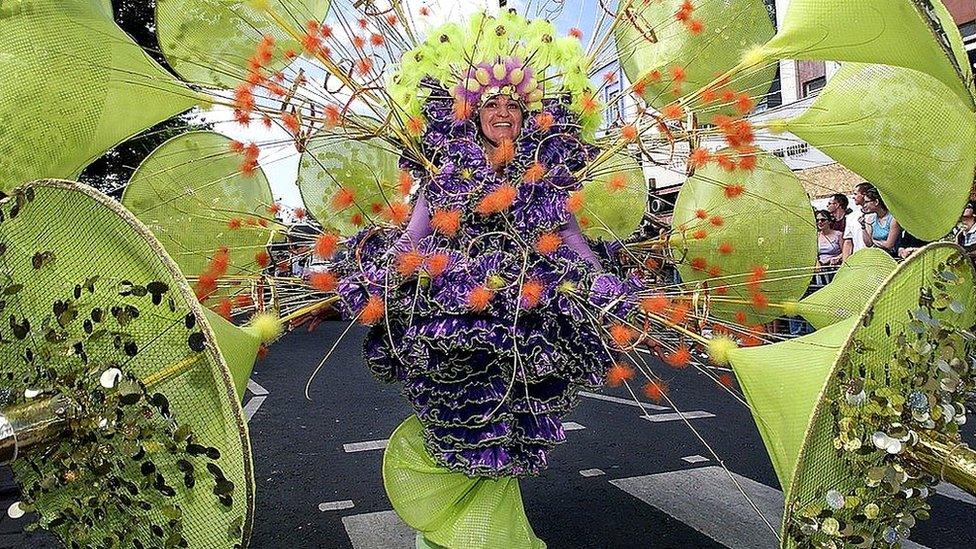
559, 216, 603, 271
861, 219, 874, 248
393, 191, 432, 253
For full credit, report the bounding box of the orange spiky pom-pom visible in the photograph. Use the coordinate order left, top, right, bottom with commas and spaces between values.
426, 253, 450, 278
692, 229, 707, 240
609, 323, 638, 348
607, 362, 635, 387
662, 103, 684, 120
751, 291, 768, 309
228, 218, 242, 230
669, 65, 687, 83
735, 93, 755, 114
468, 286, 494, 311
643, 380, 669, 403
688, 148, 711, 169
607, 174, 627, 192
690, 257, 707, 271
724, 183, 745, 199
520, 278, 544, 309
209, 247, 230, 277
267, 202, 282, 214
524, 162, 546, 183
718, 241, 734, 255
535, 232, 562, 255
687, 19, 704, 34
431, 209, 461, 236
282, 112, 300, 134
370, 33, 384, 46
670, 302, 690, 324
215, 298, 233, 320
737, 148, 758, 172
332, 187, 355, 210
255, 250, 270, 267
397, 250, 425, 277
360, 295, 385, 325
314, 233, 339, 259
569, 27, 583, 39
708, 265, 722, 278
641, 294, 669, 314
535, 111, 555, 132
370, 203, 383, 214
324, 105, 342, 127
565, 192, 584, 213
475, 184, 517, 215
718, 373, 736, 389
351, 212, 364, 226
398, 170, 414, 196
695, 209, 708, 220
716, 153, 736, 172
710, 215, 724, 227
309, 271, 337, 292
665, 345, 692, 368
621, 124, 638, 142
491, 139, 515, 165
294, 208, 306, 220
352, 35, 366, 49
580, 92, 598, 115
386, 203, 411, 225
406, 116, 425, 137
734, 311, 748, 324
229, 140, 245, 153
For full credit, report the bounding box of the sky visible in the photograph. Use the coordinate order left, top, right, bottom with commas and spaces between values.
199, 0, 604, 213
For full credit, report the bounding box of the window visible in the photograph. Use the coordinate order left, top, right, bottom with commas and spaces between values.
802, 76, 826, 98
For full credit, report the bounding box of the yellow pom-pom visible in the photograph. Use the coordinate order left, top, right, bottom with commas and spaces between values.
766, 118, 789, 135
707, 335, 738, 366
247, 311, 284, 343
740, 46, 768, 69
782, 300, 800, 317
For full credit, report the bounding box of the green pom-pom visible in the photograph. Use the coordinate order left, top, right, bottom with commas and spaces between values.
247, 311, 284, 343
707, 335, 738, 366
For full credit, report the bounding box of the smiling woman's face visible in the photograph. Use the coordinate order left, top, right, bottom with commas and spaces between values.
478, 95, 523, 143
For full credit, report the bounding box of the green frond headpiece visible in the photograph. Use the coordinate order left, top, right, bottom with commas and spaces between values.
388, 12, 602, 136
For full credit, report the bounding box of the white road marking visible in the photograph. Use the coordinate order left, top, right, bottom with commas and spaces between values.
342, 510, 414, 549
243, 396, 266, 422
318, 500, 355, 512
681, 455, 710, 464
247, 378, 269, 396
936, 482, 976, 506
579, 391, 669, 411
564, 421, 586, 431
343, 439, 389, 453
580, 468, 605, 477
642, 411, 715, 423
610, 466, 930, 549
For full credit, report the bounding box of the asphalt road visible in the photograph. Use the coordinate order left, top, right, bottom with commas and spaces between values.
2, 323, 974, 548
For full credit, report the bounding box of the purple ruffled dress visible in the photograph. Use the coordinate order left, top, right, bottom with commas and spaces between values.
330, 83, 631, 478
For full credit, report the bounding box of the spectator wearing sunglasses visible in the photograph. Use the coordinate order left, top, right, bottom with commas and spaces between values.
860, 189, 901, 256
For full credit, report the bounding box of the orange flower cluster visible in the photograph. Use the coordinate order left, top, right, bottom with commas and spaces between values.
524, 162, 546, 183
475, 184, 517, 215
360, 295, 385, 325
675, 1, 703, 34
606, 362, 635, 387
309, 271, 337, 292
314, 233, 339, 259
535, 232, 562, 255
643, 380, 669, 403
230, 141, 261, 176
535, 112, 555, 132
195, 246, 230, 301
664, 344, 691, 368
468, 286, 494, 311
431, 209, 462, 236
520, 278, 544, 309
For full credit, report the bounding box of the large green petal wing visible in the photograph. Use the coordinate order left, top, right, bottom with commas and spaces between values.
578, 152, 647, 241
781, 63, 976, 241
0, 0, 198, 192
122, 131, 275, 279
759, 0, 974, 108
671, 153, 816, 324
614, 0, 776, 123
156, 0, 331, 89
795, 248, 897, 329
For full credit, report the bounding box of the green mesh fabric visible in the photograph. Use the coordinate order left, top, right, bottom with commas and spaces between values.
155, 0, 331, 88
759, 0, 975, 108
122, 131, 275, 279
298, 127, 401, 237
614, 0, 776, 124
0, 0, 198, 192
728, 317, 855, 491
383, 416, 546, 549
578, 152, 647, 241
2, 181, 254, 547
203, 309, 262, 400
782, 243, 976, 547
782, 63, 976, 241
670, 153, 816, 324
796, 248, 897, 329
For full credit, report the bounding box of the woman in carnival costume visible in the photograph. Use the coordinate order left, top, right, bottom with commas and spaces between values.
326, 14, 634, 547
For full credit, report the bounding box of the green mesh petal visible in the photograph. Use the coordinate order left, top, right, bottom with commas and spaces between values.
759, 0, 974, 107
780, 63, 976, 241
795, 248, 897, 329
297, 127, 400, 236
3, 180, 253, 547
0, 0, 198, 192
727, 243, 975, 542
203, 309, 261, 400
383, 416, 545, 549
122, 131, 275, 279
578, 152, 647, 241
156, 0, 331, 89
614, 0, 776, 123
671, 153, 816, 324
